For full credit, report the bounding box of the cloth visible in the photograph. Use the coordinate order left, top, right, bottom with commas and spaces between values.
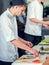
25, 0, 43, 36
0, 8, 19, 62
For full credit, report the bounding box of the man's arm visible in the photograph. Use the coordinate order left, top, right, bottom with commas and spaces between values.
43, 17, 49, 21
30, 18, 49, 25
30, 18, 49, 29
10, 39, 39, 57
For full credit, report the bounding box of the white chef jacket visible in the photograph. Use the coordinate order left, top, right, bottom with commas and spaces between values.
0, 9, 19, 62
25, 0, 43, 36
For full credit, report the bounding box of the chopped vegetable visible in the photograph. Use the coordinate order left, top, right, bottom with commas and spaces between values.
32, 59, 40, 63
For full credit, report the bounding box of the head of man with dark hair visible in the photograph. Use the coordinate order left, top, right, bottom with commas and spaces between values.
9, 0, 27, 16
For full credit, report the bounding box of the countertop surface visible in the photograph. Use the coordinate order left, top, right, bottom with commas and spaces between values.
12, 35, 49, 65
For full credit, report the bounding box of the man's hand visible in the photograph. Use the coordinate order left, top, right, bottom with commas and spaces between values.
25, 41, 33, 48
42, 57, 49, 65
44, 21, 49, 25
24, 41, 39, 57
43, 24, 49, 30
29, 48, 39, 57
18, 37, 33, 48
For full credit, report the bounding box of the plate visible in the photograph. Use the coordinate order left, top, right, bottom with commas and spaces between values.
39, 46, 49, 54
20, 55, 35, 59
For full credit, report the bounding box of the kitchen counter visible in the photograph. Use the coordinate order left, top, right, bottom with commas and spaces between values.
11, 53, 48, 65
11, 54, 43, 65
12, 35, 49, 65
